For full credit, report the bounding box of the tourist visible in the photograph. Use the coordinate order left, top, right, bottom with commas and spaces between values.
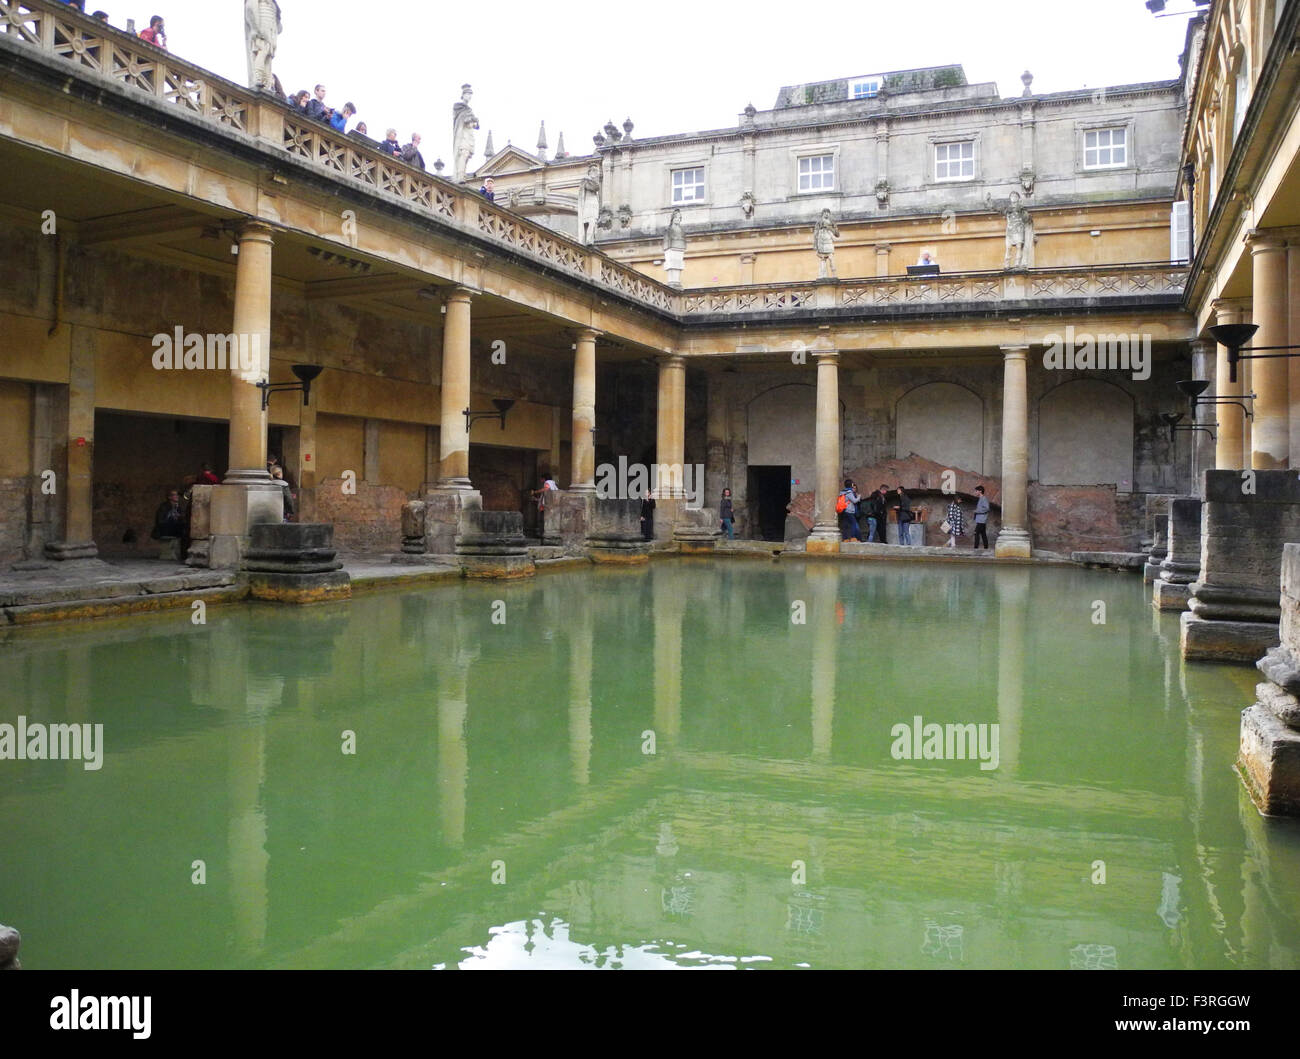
866, 484, 887, 542
972, 485, 990, 549
271, 465, 295, 521
838, 478, 861, 542
531, 475, 557, 538
330, 102, 356, 134
719, 488, 735, 539
895, 485, 914, 545
916, 250, 938, 267
93, 10, 109, 19
196, 462, 219, 485
380, 128, 402, 157
151, 488, 185, 540
944, 496, 965, 548
480, 176, 495, 203
640, 490, 656, 540
354, 122, 369, 138
64, 0, 85, 9
305, 84, 329, 123
401, 134, 425, 170
139, 15, 166, 49
290, 89, 310, 113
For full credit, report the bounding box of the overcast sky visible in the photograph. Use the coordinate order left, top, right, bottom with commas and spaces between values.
142, 0, 1195, 169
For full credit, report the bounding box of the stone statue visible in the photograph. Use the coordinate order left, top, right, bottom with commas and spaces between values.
452, 84, 479, 182
813, 208, 840, 278
244, 0, 282, 93
662, 208, 686, 287
662, 208, 686, 253
986, 190, 1034, 269
739, 190, 755, 218
1018, 167, 1036, 196
577, 163, 602, 244
617, 204, 632, 229
596, 205, 614, 231
875, 178, 890, 207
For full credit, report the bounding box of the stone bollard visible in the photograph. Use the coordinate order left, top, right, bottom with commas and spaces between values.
456, 507, 535, 579
1180, 471, 1300, 663
1142, 493, 1176, 583
243, 522, 351, 603
1152, 496, 1201, 611
0, 923, 21, 970
587, 498, 651, 563
399, 500, 427, 555
1239, 543, 1300, 816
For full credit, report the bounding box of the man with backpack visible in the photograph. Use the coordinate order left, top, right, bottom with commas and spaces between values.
836, 479, 861, 542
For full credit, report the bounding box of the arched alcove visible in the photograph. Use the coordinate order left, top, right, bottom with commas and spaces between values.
895, 382, 984, 471
1038, 379, 1134, 489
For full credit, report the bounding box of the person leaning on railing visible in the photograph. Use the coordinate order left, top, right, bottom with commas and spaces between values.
139, 14, 166, 50
400, 134, 425, 171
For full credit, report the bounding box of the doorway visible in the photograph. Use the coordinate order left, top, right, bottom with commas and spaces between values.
747, 465, 791, 541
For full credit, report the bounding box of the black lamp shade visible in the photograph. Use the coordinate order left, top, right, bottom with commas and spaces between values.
1176, 379, 1210, 399
292, 364, 324, 384
1206, 323, 1258, 352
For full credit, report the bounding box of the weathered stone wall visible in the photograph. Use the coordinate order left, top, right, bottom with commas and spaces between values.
315, 478, 409, 554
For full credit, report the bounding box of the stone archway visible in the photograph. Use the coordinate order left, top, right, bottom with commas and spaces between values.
1038, 379, 1134, 489
895, 381, 984, 472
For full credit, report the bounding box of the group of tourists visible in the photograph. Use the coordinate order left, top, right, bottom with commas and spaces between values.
837, 481, 991, 549
287, 84, 428, 169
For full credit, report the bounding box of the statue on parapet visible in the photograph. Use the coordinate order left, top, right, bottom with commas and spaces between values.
577, 163, 602, 244
244, 0, 282, 93
814, 208, 840, 278
662, 208, 686, 287
985, 189, 1034, 269
453, 84, 480, 182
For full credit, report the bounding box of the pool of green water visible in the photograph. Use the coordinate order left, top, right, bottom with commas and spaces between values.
2, 559, 1299, 969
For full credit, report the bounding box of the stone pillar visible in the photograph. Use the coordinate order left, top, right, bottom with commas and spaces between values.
45, 327, 97, 560
1290, 243, 1300, 464
1143, 494, 1176, 583
1248, 232, 1288, 470
362, 419, 381, 484
655, 353, 686, 538
570, 328, 598, 493
208, 222, 281, 568
1181, 470, 1300, 663
1153, 496, 1202, 611
1190, 338, 1216, 490
1240, 543, 1300, 815
437, 287, 475, 489
806, 349, 841, 554
705, 374, 729, 509
1213, 299, 1247, 470
995, 345, 1032, 557
292, 392, 317, 523
875, 243, 891, 277
739, 253, 755, 284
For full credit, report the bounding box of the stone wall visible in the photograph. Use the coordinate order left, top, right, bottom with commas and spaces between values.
0, 478, 26, 565
315, 478, 409, 554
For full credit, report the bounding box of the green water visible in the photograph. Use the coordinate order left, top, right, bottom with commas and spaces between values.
2, 560, 1299, 969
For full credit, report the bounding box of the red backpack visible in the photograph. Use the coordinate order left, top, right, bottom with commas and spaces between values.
835, 492, 849, 514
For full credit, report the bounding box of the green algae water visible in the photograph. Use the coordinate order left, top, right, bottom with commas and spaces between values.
2, 560, 1299, 970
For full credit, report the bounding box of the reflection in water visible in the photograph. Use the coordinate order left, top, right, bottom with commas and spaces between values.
2, 562, 1300, 969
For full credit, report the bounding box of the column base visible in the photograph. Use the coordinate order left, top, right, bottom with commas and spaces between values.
806, 524, 841, 555
1152, 579, 1193, 611
1180, 610, 1279, 664
1238, 702, 1300, 816
424, 489, 481, 554
994, 528, 1031, 558
43, 540, 98, 561
435, 476, 474, 492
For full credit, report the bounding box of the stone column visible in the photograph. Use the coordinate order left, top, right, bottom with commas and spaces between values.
45, 327, 97, 559
1213, 299, 1247, 470
1190, 338, 1216, 490
996, 345, 1032, 557
1153, 496, 1202, 611
570, 328, 598, 493
208, 222, 281, 568
806, 349, 841, 554
437, 287, 475, 489
1289, 242, 1300, 463
1143, 494, 1176, 583
1181, 470, 1300, 663
1248, 232, 1288, 470
875, 244, 891, 277
655, 353, 687, 539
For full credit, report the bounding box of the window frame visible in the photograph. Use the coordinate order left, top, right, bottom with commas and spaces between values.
1075, 119, 1136, 175
1082, 126, 1129, 170
661, 159, 709, 208
849, 76, 881, 100
931, 138, 976, 183
669, 165, 707, 205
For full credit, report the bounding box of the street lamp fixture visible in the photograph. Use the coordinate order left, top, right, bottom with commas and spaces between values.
464, 398, 515, 433
256, 364, 323, 411
1207, 322, 1300, 384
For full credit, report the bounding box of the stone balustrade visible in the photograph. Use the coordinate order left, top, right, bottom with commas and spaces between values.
0, 0, 1189, 322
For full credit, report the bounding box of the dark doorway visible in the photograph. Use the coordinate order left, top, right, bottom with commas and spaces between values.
747, 465, 791, 541
469, 444, 540, 534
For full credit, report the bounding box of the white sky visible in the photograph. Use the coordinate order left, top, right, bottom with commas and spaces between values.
137, 0, 1195, 168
